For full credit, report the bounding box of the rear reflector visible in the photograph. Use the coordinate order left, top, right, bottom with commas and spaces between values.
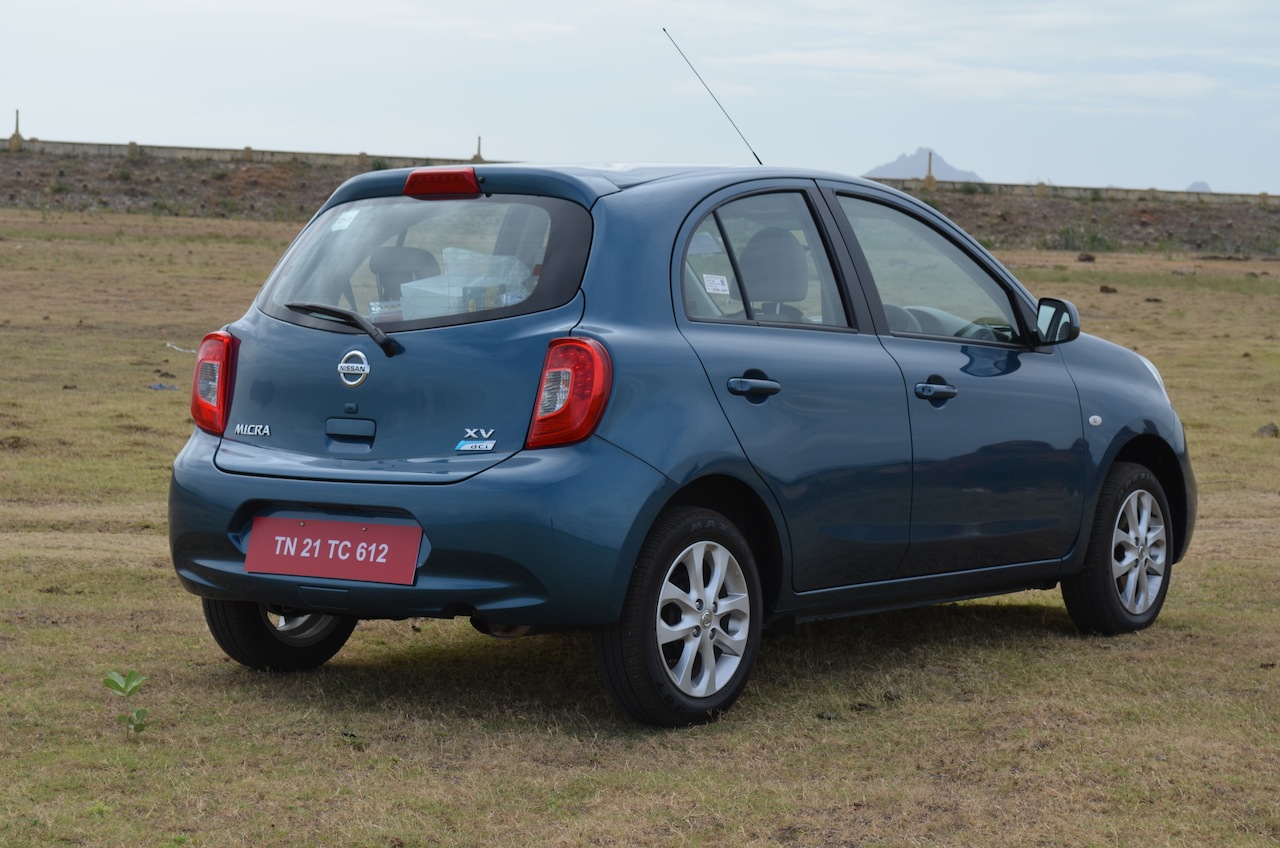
526, 338, 612, 448
191, 331, 236, 436
403, 167, 482, 198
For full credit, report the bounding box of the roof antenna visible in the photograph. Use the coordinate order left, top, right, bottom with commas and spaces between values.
663, 28, 763, 165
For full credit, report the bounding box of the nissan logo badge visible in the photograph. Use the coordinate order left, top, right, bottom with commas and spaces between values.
337, 350, 370, 387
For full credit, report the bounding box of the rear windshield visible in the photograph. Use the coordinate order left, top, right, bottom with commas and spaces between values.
257, 194, 592, 331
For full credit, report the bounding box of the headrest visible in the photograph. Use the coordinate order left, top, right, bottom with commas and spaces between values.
368, 246, 440, 282
738, 227, 808, 303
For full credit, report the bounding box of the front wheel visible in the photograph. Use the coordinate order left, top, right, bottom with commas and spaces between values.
202, 599, 356, 671
595, 506, 763, 726
1062, 462, 1173, 635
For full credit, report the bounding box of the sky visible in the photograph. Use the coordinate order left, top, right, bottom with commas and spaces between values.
5, 0, 1278, 194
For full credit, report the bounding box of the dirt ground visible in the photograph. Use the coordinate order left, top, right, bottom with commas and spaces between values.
3, 149, 1278, 256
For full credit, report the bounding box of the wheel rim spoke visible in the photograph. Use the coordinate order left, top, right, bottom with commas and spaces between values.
668, 636, 700, 692
717, 591, 751, 618
713, 615, 748, 658
703, 543, 731, 604
658, 576, 698, 615
655, 617, 696, 643
695, 636, 720, 696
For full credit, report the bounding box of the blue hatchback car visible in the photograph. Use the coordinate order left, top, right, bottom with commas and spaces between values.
170, 164, 1196, 725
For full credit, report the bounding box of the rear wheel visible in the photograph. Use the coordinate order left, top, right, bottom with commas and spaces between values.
202, 599, 356, 671
595, 506, 763, 726
1062, 462, 1172, 634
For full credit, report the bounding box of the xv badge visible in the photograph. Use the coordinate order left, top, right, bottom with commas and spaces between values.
456, 428, 497, 452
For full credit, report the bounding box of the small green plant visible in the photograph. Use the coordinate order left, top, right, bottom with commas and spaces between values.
103, 669, 151, 735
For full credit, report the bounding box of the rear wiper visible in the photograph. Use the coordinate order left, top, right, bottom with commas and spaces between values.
286, 302, 401, 358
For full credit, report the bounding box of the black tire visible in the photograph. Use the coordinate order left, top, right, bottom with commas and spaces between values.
595, 506, 763, 726
1062, 462, 1173, 635
202, 598, 356, 671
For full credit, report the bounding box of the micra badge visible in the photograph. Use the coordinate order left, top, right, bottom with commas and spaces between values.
455, 428, 496, 452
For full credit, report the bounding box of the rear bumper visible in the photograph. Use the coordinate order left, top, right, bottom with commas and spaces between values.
169, 429, 672, 626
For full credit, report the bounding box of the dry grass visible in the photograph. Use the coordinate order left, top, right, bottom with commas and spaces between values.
1, 211, 1278, 847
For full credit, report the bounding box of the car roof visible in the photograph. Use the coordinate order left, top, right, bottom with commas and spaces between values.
318, 163, 888, 214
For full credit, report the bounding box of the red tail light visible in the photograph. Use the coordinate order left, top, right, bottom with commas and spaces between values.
526, 338, 612, 448
191, 331, 237, 436
403, 167, 482, 198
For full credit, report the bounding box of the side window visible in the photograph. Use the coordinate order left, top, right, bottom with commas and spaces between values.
682, 192, 848, 328
838, 196, 1022, 344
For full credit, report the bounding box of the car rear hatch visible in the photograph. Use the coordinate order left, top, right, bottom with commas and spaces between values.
208, 168, 597, 484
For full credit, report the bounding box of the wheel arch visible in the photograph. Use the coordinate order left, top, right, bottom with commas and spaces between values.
664, 474, 785, 618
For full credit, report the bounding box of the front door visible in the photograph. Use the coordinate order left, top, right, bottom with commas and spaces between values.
833, 193, 1087, 577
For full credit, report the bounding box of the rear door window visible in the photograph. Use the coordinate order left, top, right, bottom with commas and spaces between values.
258, 194, 591, 331
682, 192, 849, 328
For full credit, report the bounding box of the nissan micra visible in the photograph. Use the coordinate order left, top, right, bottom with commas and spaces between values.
170, 164, 1196, 725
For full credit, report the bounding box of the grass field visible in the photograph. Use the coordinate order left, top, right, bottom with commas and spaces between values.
1, 208, 1278, 847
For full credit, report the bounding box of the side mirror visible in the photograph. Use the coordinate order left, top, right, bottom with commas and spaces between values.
1036, 297, 1080, 345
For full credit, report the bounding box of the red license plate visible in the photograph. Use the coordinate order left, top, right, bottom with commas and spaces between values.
245, 517, 422, 585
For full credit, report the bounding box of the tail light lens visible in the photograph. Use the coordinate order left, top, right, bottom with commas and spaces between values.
526, 338, 612, 448
191, 331, 236, 436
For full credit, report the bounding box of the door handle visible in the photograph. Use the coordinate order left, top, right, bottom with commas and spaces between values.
727, 377, 782, 397
914, 382, 958, 400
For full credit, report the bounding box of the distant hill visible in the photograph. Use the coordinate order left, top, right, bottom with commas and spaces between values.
865, 147, 983, 182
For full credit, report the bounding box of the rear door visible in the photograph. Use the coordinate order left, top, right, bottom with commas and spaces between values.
676, 184, 913, 591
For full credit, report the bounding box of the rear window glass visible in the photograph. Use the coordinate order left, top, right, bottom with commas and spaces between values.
258, 194, 591, 331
